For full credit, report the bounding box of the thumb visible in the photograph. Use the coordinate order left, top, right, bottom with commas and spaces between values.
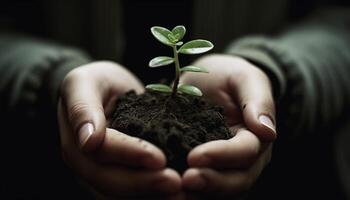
229, 67, 276, 142
61, 73, 106, 152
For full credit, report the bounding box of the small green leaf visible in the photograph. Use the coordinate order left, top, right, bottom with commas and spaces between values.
180, 65, 209, 73
178, 39, 213, 54
168, 34, 177, 43
146, 84, 172, 93
151, 26, 174, 46
176, 41, 183, 46
172, 25, 186, 41
149, 56, 174, 67
178, 84, 203, 96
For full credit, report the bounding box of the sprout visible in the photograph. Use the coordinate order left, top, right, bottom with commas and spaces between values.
146, 25, 213, 97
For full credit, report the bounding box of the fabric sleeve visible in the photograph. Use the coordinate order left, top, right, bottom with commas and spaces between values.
225, 8, 350, 138
0, 34, 92, 118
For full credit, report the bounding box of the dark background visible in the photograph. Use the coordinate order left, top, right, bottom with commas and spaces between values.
0, 0, 349, 199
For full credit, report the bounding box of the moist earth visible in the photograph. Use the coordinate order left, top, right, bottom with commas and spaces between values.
110, 90, 231, 173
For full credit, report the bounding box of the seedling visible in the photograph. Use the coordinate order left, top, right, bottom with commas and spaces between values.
146, 25, 213, 97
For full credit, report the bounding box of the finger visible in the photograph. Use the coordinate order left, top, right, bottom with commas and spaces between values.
212, 90, 242, 126
61, 68, 106, 152
182, 168, 251, 197
90, 167, 181, 198
59, 105, 181, 197
95, 128, 166, 170
228, 65, 277, 142
187, 127, 261, 169
93, 61, 145, 118
77, 165, 182, 198
181, 79, 242, 126
95, 191, 189, 200
183, 145, 272, 196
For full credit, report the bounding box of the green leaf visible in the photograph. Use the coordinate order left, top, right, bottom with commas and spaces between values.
178, 39, 214, 54
172, 25, 186, 41
176, 41, 183, 46
178, 84, 203, 96
180, 65, 209, 73
151, 26, 174, 46
149, 56, 174, 67
146, 84, 172, 93
168, 34, 177, 43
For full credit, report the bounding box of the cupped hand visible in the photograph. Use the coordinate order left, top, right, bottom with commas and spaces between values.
58, 61, 181, 198
180, 54, 276, 198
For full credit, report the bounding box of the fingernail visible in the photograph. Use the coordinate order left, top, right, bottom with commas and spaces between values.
259, 115, 276, 134
78, 123, 94, 148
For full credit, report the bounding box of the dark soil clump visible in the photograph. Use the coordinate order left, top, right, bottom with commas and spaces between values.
110, 90, 231, 173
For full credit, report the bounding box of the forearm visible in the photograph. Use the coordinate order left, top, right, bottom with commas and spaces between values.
225, 7, 350, 137
0, 34, 92, 118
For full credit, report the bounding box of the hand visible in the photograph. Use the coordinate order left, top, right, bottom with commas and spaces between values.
180, 54, 276, 198
58, 61, 181, 198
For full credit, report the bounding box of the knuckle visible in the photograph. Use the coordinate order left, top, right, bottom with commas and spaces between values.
260, 99, 276, 114
68, 103, 103, 122
62, 68, 84, 87
60, 68, 90, 97
248, 99, 275, 112
68, 102, 91, 122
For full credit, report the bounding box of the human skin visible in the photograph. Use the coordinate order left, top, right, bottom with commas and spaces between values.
180, 54, 276, 198
57, 56, 276, 199
58, 61, 181, 198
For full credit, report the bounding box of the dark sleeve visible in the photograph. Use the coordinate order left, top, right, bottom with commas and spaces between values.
225, 8, 350, 138
0, 34, 92, 118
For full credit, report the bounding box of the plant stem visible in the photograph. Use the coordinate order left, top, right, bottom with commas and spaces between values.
172, 45, 180, 97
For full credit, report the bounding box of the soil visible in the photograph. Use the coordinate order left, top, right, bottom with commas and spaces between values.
109, 90, 231, 173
